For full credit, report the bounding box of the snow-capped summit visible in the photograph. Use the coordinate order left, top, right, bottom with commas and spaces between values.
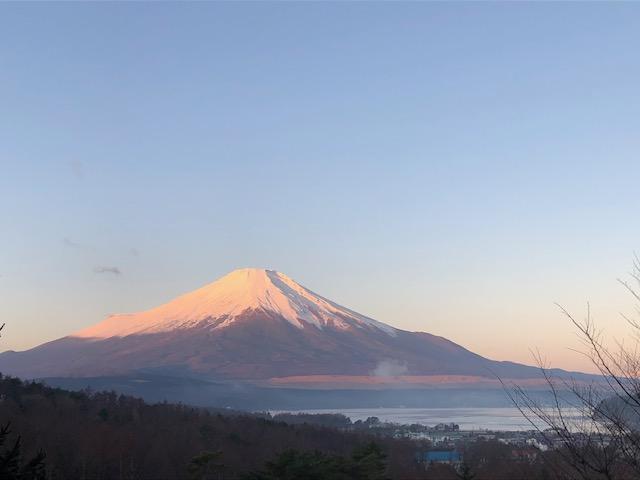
74, 268, 396, 339
0, 267, 551, 383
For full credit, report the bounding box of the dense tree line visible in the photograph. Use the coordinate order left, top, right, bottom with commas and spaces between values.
1, 374, 612, 479
0, 375, 424, 479
243, 442, 388, 480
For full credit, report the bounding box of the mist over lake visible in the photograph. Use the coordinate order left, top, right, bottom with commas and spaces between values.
271, 407, 542, 431
272, 407, 579, 432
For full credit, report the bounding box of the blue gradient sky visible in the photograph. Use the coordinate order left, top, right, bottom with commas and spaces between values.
2, 3, 640, 372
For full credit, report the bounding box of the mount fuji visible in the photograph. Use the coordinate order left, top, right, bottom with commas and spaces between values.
0, 268, 584, 406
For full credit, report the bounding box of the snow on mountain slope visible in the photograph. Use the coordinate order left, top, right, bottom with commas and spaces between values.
74, 268, 397, 339
1, 267, 581, 384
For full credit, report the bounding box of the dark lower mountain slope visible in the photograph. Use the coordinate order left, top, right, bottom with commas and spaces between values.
1, 308, 550, 381
0, 269, 592, 403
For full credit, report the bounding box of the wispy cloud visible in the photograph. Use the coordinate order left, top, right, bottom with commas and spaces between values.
63, 237, 83, 249
63, 237, 99, 254
93, 266, 122, 276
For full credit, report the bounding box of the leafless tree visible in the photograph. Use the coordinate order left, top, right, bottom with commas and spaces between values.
504, 257, 640, 479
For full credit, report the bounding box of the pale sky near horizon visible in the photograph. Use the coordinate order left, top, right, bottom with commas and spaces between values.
2, 3, 640, 373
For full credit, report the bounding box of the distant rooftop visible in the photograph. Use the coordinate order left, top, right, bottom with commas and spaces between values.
424, 451, 461, 463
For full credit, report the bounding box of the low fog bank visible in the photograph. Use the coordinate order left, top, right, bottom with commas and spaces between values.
41, 374, 558, 410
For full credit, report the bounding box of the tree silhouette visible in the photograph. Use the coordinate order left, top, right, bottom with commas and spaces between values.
457, 462, 475, 480
188, 451, 225, 480
507, 257, 640, 479
0, 422, 46, 479
242, 443, 389, 480
352, 442, 389, 480
0, 324, 47, 480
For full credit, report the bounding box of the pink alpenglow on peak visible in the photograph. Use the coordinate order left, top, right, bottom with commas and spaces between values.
0, 267, 584, 383
74, 268, 397, 339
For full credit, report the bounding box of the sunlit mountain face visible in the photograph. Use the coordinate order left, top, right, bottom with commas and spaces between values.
0, 268, 579, 387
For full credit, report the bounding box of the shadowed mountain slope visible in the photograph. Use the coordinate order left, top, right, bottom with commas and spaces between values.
0, 268, 583, 386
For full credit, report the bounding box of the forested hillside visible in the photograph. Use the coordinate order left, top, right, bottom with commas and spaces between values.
0, 375, 423, 479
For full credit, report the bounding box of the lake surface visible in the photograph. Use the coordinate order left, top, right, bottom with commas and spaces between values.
273, 407, 573, 431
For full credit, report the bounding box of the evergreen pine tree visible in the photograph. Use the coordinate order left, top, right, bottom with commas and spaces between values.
0, 423, 46, 480
0, 325, 47, 480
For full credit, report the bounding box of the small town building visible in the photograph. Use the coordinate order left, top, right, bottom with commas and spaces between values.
421, 450, 462, 469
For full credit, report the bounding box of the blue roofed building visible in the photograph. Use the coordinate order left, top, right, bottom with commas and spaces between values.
420, 450, 462, 469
